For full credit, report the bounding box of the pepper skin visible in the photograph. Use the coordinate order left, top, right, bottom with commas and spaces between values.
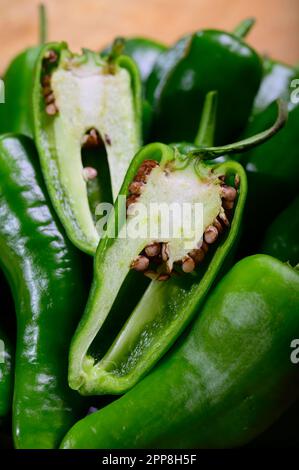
146, 29, 262, 144
260, 195, 299, 266
61, 255, 299, 449
0, 134, 88, 448
0, 328, 13, 418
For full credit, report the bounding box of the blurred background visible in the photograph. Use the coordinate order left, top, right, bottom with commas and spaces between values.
0, 0, 298, 73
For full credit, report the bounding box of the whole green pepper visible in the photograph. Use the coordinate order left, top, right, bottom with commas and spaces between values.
146, 23, 262, 144
0, 134, 88, 448
61, 254, 299, 449
260, 195, 299, 266
67, 101, 285, 396
0, 328, 13, 419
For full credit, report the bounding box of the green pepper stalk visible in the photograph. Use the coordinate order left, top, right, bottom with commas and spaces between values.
0, 134, 88, 449
146, 21, 263, 144
0, 328, 13, 419
68, 97, 286, 396
61, 255, 299, 449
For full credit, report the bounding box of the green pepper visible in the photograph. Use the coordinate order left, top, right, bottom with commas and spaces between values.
32, 41, 142, 255
0, 328, 13, 419
0, 134, 88, 449
61, 254, 299, 449
146, 21, 262, 144
67, 98, 285, 396
102, 37, 167, 86
0, 5, 47, 137
260, 195, 299, 266
238, 63, 299, 252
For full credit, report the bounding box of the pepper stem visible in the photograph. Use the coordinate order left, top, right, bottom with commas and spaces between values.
188, 99, 287, 161
233, 18, 256, 39
194, 91, 218, 148
39, 4, 48, 45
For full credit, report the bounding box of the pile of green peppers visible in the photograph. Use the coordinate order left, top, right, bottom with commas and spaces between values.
0, 8, 298, 449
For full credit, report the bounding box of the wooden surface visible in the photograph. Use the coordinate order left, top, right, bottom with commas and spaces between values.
0, 0, 298, 73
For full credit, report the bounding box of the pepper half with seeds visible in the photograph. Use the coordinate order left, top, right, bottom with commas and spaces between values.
68, 99, 286, 395
32, 41, 142, 255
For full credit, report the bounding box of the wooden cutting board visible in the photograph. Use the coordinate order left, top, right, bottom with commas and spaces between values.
0, 0, 298, 73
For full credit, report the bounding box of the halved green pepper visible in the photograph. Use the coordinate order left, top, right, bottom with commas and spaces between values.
32, 41, 142, 255
68, 100, 286, 396
102, 37, 167, 86
61, 255, 299, 449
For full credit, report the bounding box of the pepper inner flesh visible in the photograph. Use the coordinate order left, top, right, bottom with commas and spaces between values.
43, 50, 139, 248
79, 157, 238, 391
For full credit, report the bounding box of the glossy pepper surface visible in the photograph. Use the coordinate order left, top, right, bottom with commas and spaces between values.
0, 328, 13, 418
146, 28, 263, 144
32, 41, 142, 255
0, 134, 87, 449
61, 255, 299, 449
260, 195, 299, 266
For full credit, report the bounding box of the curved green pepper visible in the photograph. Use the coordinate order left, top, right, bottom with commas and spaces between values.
61, 255, 299, 449
260, 195, 299, 266
0, 328, 13, 418
146, 27, 262, 144
32, 41, 142, 255
0, 134, 88, 448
